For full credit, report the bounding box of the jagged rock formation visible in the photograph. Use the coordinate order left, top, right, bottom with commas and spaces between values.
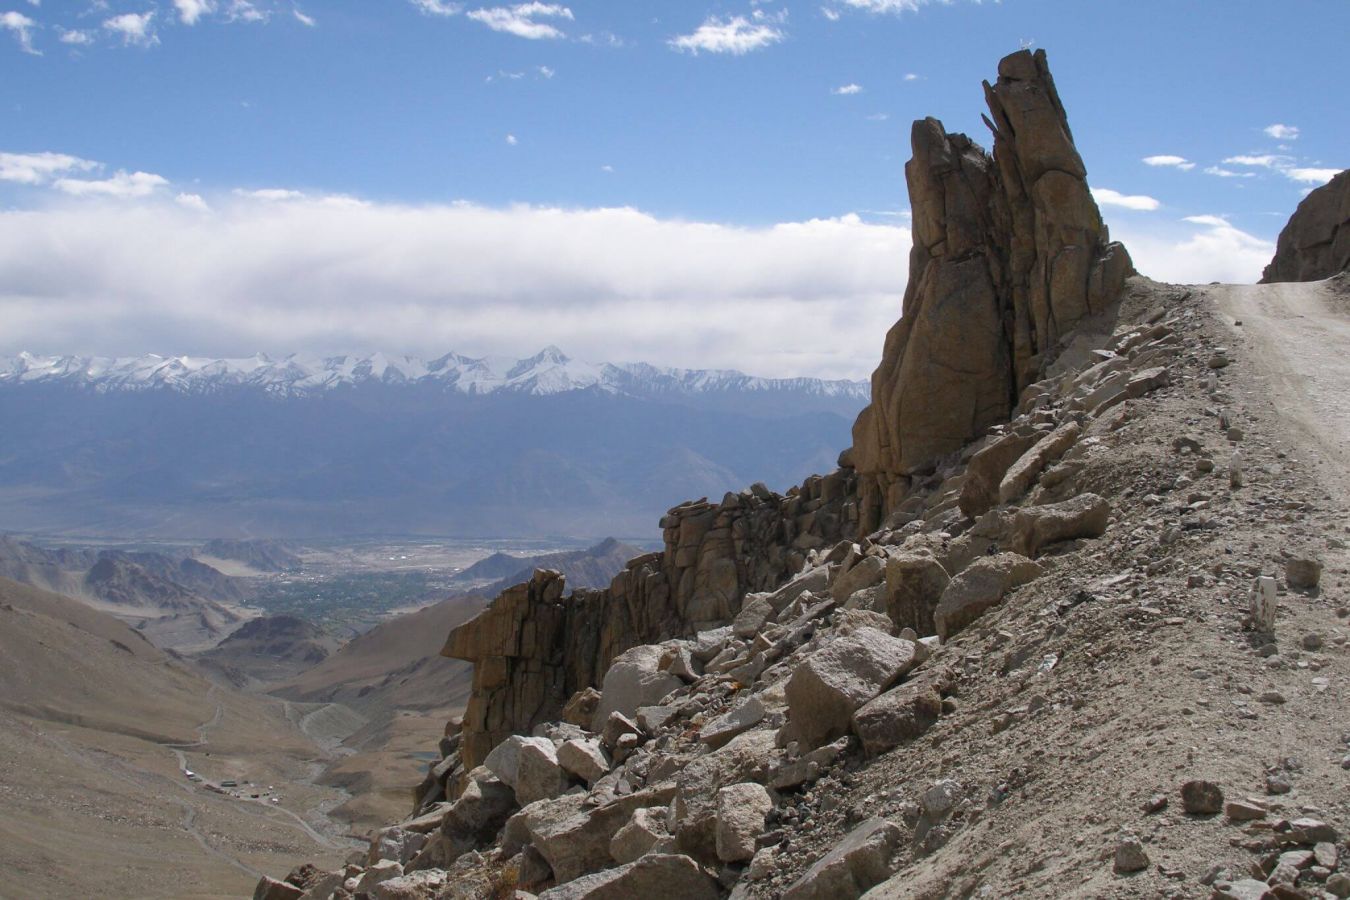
1261, 168, 1350, 283
850, 49, 1132, 532
444, 472, 858, 777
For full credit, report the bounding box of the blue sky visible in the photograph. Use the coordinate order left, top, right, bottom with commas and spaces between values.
1, 0, 1347, 377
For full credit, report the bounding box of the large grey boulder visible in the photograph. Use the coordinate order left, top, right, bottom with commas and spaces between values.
958, 430, 1039, 518
610, 807, 669, 865
516, 738, 570, 806
700, 696, 766, 750
784, 627, 918, 749
851, 666, 956, 757
591, 645, 683, 731
933, 552, 1042, 640
537, 854, 720, 900
998, 421, 1081, 504
715, 782, 773, 862
783, 817, 902, 899
522, 786, 676, 884
557, 738, 611, 785
831, 555, 887, 603
883, 549, 950, 636
1008, 492, 1110, 557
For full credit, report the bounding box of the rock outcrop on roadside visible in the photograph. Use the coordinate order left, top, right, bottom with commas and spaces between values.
1261, 168, 1350, 283
849, 49, 1132, 533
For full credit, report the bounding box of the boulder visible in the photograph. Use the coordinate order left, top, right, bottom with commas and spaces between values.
536, 854, 720, 900
958, 430, 1040, 518
831, 555, 887, 603
484, 736, 551, 793
1008, 492, 1110, 557
784, 627, 918, 749
783, 817, 902, 900
592, 645, 684, 731
368, 870, 448, 900
998, 421, 1081, 504
715, 782, 773, 862
355, 860, 404, 895
883, 549, 950, 636
253, 877, 303, 900
561, 688, 602, 728
1262, 168, 1350, 283
516, 739, 569, 806
932, 553, 1043, 640
700, 696, 766, 750
441, 769, 516, 848
610, 807, 668, 865
557, 739, 611, 785
1286, 556, 1323, 590
525, 786, 676, 884
733, 594, 775, 639
851, 666, 956, 757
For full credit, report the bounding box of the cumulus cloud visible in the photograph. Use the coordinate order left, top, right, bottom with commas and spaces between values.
1285, 168, 1340, 185
103, 12, 158, 47
1, 10, 39, 54
0, 151, 98, 185
58, 28, 94, 44
1091, 188, 1161, 212
832, 83, 862, 95
1142, 155, 1195, 171
0, 197, 910, 379
1264, 123, 1299, 141
669, 11, 785, 55
467, 3, 572, 40
1112, 216, 1274, 285
173, 0, 215, 25
176, 192, 211, 211
505, 133, 518, 145
53, 170, 170, 198
410, 0, 462, 15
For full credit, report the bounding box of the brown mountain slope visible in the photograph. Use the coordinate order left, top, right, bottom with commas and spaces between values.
0, 577, 351, 899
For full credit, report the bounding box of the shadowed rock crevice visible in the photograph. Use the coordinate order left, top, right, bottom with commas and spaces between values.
851, 49, 1133, 533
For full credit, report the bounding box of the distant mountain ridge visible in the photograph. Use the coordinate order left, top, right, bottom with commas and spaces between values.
0, 346, 869, 402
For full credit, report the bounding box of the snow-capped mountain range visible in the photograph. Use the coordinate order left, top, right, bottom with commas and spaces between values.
0, 347, 869, 401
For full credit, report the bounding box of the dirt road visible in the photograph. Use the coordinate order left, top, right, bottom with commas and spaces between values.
1214, 274, 1350, 495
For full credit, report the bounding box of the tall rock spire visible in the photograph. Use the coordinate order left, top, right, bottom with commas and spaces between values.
850, 49, 1133, 533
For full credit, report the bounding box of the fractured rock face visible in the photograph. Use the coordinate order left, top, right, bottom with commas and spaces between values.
851, 49, 1133, 531
1262, 168, 1350, 283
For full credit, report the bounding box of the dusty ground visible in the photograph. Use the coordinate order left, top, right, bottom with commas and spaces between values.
746, 277, 1350, 898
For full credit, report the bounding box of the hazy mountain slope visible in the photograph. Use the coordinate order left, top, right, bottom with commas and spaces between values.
449, 536, 644, 593
193, 614, 342, 687
0, 576, 351, 897
0, 536, 248, 651
0, 357, 865, 540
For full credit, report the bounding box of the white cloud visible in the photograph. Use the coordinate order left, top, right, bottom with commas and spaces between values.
1114, 216, 1275, 285
839, 0, 927, 12
865, 112, 889, 121
58, 28, 94, 45
293, 8, 315, 26
505, 133, 518, 145
467, 3, 572, 40
0, 198, 910, 380
821, 6, 840, 21
411, 0, 462, 15
902, 73, 920, 82
1091, 188, 1161, 212
832, 83, 862, 95
225, 0, 269, 23
0, 151, 99, 185
1264, 123, 1299, 141
537, 64, 553, 78
54, 170, 170, 198
103, 12, 158, 47
1204, 166, 1256, 179
600, 164, 613, 173
669, 13, 785, 55
234, 187, 306, 201
1142, 155, 1195, 171
1223, 154, 1291, 169
1, 11, 39, 54
173, 0, 214, 25
1285, 167, 1340, 186
176, 192, 211, 212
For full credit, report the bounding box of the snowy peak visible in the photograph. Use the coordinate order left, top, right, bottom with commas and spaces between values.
0, 349, 870, 402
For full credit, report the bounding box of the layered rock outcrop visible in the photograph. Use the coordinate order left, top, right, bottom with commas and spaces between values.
851, 49, 1132, 532
444, 470, 858, 776
1261, 168, 1350, 283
